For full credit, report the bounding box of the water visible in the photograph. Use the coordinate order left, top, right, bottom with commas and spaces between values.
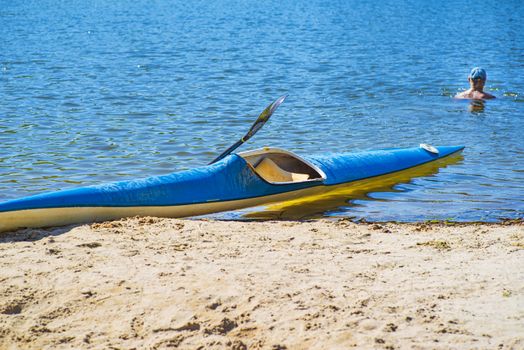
1, 0, 523, 222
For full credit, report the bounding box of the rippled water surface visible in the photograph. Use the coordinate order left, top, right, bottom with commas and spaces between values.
1, 0, 523, 221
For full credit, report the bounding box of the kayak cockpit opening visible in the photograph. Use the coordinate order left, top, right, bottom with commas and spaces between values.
238, 147, 326, 184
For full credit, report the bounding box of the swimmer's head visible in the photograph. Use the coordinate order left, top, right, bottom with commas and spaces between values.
468, 67, 487, 81
468, 67, 487, 90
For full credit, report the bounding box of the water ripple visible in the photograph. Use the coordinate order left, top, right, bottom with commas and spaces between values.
0, 0, 523, 221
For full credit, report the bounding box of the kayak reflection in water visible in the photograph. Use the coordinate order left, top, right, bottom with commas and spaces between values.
455, 67, 496, 100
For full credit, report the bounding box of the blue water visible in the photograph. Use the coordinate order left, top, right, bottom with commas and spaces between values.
1, 0, 523, 221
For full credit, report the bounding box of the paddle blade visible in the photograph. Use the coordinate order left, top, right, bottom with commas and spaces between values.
242, 94, 287, 142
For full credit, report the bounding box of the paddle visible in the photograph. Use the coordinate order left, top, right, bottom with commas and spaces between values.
209, 95, 288, 164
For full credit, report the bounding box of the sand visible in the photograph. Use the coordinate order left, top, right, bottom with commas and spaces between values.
0, 217, 523, 349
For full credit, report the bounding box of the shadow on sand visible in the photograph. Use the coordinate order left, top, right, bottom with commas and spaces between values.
0, 224, 81, 244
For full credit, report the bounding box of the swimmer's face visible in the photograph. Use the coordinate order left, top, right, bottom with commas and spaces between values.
469, 77, 485, 89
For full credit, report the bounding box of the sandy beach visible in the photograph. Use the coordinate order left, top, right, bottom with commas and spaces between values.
0, 217, 522, 349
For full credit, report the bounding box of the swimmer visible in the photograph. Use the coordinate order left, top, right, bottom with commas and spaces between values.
455, 67, 496, 100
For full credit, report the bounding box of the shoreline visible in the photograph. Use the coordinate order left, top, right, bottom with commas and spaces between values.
1, 217, 523, 349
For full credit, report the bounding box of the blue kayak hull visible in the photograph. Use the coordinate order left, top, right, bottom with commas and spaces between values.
0, 145, 464, 232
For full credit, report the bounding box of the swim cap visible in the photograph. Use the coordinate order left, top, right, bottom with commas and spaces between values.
469, 67, 487, 80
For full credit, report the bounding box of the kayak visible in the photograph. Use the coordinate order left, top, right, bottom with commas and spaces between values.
0, 144, 464, 232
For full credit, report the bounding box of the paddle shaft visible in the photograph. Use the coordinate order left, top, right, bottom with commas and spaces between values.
210, 140, 243, 164
209, 95, 287, 165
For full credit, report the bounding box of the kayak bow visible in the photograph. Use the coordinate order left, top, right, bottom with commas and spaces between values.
0, 144, 464, 232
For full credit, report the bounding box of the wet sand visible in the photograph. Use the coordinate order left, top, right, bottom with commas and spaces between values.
0, 218, 523, 349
